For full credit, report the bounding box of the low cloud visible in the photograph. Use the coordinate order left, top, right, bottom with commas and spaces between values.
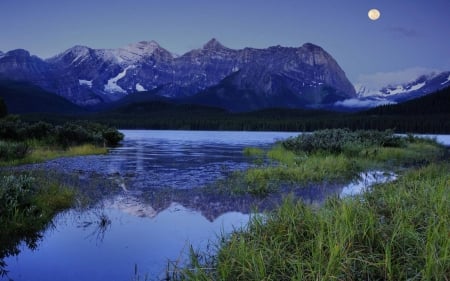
334, 98, 396, 108
386, 26, 419, 38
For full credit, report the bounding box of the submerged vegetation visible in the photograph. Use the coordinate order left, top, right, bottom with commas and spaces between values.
172, 129, 449, 280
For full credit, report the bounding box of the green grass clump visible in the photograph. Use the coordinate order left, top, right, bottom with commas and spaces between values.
244, 154, 357, 196
243, 147, 264, 157
238, 129, 444, 196
177, 163, 450, 280
0, 173, 75, 276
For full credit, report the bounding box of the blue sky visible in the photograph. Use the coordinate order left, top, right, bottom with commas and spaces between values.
1, 0, 449, 85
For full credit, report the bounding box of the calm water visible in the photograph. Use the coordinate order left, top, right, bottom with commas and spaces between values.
4, 130, 450, 281
5, 130, 303, 281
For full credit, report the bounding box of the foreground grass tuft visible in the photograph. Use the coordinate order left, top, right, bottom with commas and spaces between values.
176, 162, 450, 280
0, 173, 75, 276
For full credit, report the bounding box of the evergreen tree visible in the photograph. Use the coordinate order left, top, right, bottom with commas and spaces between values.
0, 98, 7, 118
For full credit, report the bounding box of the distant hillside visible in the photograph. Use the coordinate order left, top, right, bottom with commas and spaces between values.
0, 80, 85, 114
363, 86, 450, 115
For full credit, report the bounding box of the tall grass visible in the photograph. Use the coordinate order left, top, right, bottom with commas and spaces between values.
0, 173, 75, 276
176, 163, 450, 280
0, 144, 108, 166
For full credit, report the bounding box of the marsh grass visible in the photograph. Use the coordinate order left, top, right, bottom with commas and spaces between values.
0, 172, 75, 276
239, 130, 445, 196
176, 163, 450, 280
0, 144, 108, 166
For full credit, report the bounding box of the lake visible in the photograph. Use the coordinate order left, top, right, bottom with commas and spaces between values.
3, 130, 450, 280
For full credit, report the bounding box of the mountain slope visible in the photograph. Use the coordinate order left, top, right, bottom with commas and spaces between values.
356, 71, 450, 101
0, 80, 85, 114
363, 85, 450, 115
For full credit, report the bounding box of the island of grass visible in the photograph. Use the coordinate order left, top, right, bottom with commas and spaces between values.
0, 115, 124, 276
174, 129, 449, 280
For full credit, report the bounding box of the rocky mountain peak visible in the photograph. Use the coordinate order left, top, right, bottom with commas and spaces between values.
203, 38, 227, 50
4, 49, 31, 58
122, 40, 162, 55
301, 42, 324, 51
47, 45, 92, 64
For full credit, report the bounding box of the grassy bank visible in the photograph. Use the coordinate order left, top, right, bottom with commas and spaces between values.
172, 129, 449, 280
0, 116, 123, 165
0, 172, 75, 276
239, 129, 444, 196
0, 116, 124, 276
176, 162, 450, 280
0, 143, 108, 166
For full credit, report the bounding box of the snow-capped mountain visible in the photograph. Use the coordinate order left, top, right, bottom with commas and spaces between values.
356, 71, 450, 102
332, 71, 450, 110
0, 39, 356, 110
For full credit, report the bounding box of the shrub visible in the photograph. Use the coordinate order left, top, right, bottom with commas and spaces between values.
102, 128, 124, 146
0, 98, 7, 118
0, 141, 29, 160
24, 121, 53, 140
282, 129, 406, 155
0, 175, 35, 215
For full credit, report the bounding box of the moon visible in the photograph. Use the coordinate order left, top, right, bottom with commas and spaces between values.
368, 9, 381, 21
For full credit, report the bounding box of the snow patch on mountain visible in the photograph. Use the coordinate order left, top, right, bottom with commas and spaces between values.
442, 74, 450, 85
135, 83, 146, 92
355, 67, 439, 97
79, 79, 93, 88
383, 81, 426, 96
104, 66, 135, 93
99, 41, 172, 66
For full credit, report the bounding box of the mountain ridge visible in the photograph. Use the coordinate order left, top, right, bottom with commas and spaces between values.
0, 39, 356, 111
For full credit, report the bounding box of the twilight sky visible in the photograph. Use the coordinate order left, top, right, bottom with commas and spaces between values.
1, 0, 449, 86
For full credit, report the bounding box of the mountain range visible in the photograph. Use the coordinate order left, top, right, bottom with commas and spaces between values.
0, 39, 448, 112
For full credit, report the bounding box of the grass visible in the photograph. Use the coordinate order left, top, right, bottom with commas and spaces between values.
172, 130, 448, 280
236, 130, 445, 196
0, 143, 108, 166
175, 162, 450, 280
0, 172, 75, 276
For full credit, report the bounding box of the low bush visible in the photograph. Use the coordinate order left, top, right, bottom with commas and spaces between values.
282, 129, 406, 155
0, 141, 29, 160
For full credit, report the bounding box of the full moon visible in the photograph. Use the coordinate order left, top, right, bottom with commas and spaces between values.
368, 8, 381, 21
